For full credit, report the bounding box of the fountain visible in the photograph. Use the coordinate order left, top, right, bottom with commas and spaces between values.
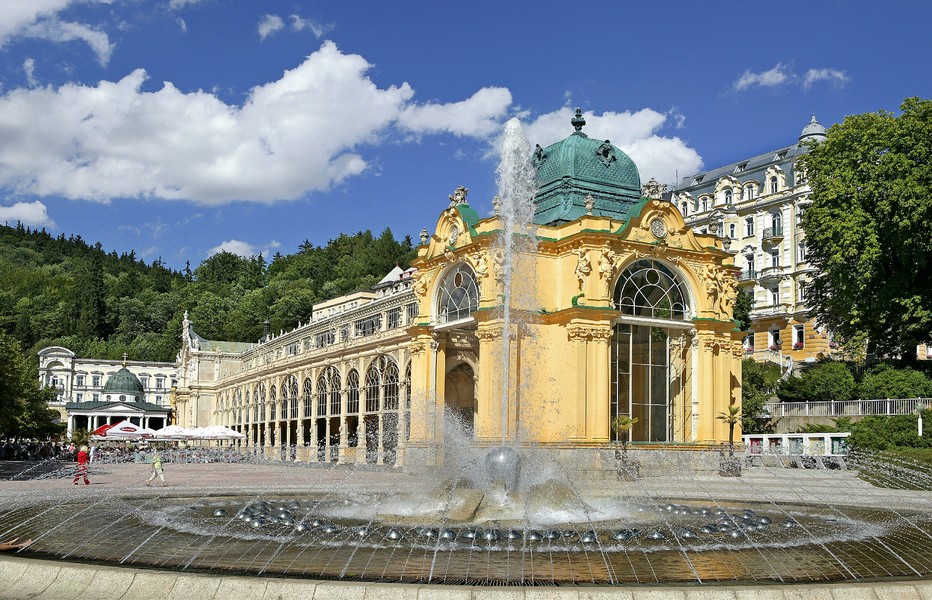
2, 118, 932, 597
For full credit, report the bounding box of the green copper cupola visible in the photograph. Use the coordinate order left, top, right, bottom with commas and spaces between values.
532, 108, 643, 225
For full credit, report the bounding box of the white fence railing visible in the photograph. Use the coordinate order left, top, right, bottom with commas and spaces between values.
764, 398, 928, 419
743, 432, 850, 456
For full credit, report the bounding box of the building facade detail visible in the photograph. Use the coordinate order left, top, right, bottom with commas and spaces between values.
675, 116, 832, 363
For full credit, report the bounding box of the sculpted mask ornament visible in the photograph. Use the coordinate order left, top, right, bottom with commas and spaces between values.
413, 271, 432, 297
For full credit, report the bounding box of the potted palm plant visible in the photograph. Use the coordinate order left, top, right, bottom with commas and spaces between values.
717, 404, 742, 477
611, 415, 639, 481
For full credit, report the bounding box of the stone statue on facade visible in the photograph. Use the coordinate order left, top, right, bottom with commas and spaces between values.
574, 248, 591, 289
448, 186, 469, 208
642, 177, 667, 200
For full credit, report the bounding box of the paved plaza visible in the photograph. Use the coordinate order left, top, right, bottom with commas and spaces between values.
0, 461, 930, 599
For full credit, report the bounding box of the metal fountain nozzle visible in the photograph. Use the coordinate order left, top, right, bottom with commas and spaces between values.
484, 446, 522, 493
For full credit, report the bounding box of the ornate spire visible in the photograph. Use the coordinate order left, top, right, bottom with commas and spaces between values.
121, 353, 128, 367
571, 108, 586, 135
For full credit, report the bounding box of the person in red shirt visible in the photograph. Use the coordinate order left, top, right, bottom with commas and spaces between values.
73, 445, 89, 485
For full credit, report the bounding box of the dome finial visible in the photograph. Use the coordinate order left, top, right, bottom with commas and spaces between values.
571, 108, 586, 134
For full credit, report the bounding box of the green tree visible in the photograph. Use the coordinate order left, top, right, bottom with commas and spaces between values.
741, 359, 781, 433
777, 360, 857, 403
733, 291, 754, 333
799, 97, 932, 358
717, 404, 742, 456
0, 332, 61, 438
847, 409, 931, 452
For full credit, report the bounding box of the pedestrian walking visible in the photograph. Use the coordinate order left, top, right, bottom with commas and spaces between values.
73, 445, 89, 485
146, 450, 165, 487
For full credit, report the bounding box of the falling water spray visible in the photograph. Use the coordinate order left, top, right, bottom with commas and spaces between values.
493, 118, 538, 447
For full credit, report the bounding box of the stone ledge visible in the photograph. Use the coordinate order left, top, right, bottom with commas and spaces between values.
0, 556, 930, 600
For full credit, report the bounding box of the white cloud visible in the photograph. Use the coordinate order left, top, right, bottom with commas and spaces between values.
289, 15, 333, 38
0, 41, 516, 205
23, 58, 37, 87
804, 68, 849, 89
0, 0, 72, 43
0, 1, 114, 66
733, 63, 792, 91
522, 108, 702, 185
176, 17, 187, 33
0, 200, 56, 227
208, 239, 257, 257
398, 87, 512, 138
169, 0, 206, 8
258, 14, 284, 40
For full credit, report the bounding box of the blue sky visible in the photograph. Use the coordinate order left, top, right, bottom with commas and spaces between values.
0, 0, 929, 270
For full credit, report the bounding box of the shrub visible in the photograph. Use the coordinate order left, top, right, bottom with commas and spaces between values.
846, 409, 932, 452
777, 360, 857, 403
857, 364, 932, 399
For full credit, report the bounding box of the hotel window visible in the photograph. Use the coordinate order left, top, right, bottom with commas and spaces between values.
798, 243, 807, 262
315, 329, 336, 348
76, 393, 83, 402
406, 302, 418, 323
156, 377, 164, 389
156, 395, 162, 405
798, 284, 807, 302
797, 206, 806, 225
770, 176, 778, 194
701, 198, 708, 212
745, 184, 756, 199
794, 325, 805, 347
92, 393, 99, 401
728, 223, 736, 239
771, 288, 780, 306
680, 202, 689, 217
724, 189, 733, 205
745, 218, 755, 237
92, 375, 101, 387
140, 377, 148, 389
771, 251, 780, 268
76, 375, 85, 386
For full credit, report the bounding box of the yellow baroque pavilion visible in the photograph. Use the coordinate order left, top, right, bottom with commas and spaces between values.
173, 113, 742, 467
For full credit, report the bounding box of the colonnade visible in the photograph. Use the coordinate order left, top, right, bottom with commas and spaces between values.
214, 351, 412, 465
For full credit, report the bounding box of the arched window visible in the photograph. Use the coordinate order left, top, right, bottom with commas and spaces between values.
724, 189, 733, 205
288, 375, 298, 419
403, 364, 412, 410
770, 176, 778, 194
384, 361, 399, 410
327, 367, 341, 416
614, 260, 690, 320
347, 370, 360, 414
437, 263, 479, 323
771, 211, 782, 234
680, 202, 689, 217
269, 385, 277, 420
745, 184, 756, 199
365, 363, 380, 413
701, 198, 708, 212
258, 384, 266, 421
316, 374, 327, 416
303, 378, 312, 418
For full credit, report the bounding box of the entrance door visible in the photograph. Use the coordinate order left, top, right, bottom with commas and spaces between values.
444, 363, 476, 436
610, 323, 690, 442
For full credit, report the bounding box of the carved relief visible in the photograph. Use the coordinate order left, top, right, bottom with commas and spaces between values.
573, 248, 591, 290
567, 325, 613, 341
491, 250, 506, 294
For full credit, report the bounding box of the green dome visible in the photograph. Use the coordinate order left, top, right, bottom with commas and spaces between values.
532, 109, 642, 225
103, 367, 145, 399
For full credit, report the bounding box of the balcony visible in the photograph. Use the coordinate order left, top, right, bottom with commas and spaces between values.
759, 265, 785, 282
738, 269, 757, 282
762, 226, 784, 244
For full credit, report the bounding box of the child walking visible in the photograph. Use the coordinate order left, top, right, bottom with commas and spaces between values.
146, 450, 166, 487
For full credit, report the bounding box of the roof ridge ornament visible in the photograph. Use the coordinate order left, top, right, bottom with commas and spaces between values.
571, 108, 587, 136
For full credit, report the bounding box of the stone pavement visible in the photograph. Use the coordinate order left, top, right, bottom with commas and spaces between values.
0, 461, 929, 598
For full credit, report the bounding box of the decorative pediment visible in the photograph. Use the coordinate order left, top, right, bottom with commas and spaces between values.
622, 199, 712, 253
